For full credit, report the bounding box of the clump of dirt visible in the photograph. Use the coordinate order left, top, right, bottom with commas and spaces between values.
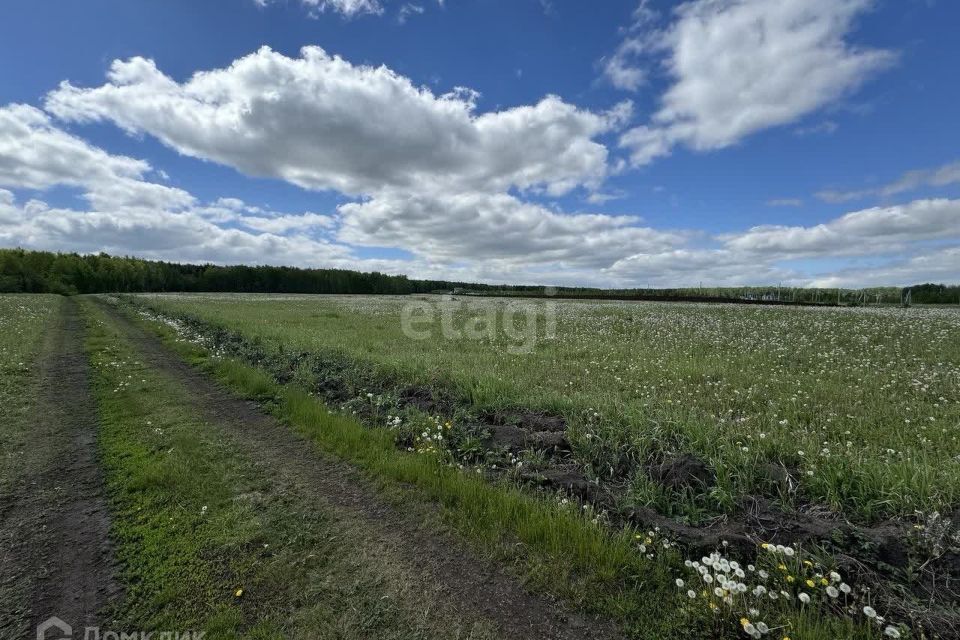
398, 385, 440, 413
623, 505, 754, 557
483, 424, 570, 455
741, 496, 915, 570
622, 494, 917, 571
521, 468, 600, 502
474, 409, 571, 456
483, 409, 567, 433
647, 454, 715, 492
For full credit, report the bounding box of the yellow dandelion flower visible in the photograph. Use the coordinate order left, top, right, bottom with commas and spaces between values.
234, 588, 244, 598
805, 579, 816, 588
740, 618, 750, 627
778, 563, 787, 571
786, 575, 795, 583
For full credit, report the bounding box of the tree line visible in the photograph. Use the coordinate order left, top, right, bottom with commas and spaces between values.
0, 248, 470, 295
0, 248, 956, 303
906, 283, 960, 304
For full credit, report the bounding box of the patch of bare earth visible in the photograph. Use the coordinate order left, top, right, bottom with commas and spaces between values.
0, 298, 119, 638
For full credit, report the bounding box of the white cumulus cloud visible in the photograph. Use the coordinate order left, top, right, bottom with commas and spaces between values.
724, 198, 960, 258
337, 190, 686, 268
46, 46, 619, 198
614, 0, 894, 165
0, 104, 194, 211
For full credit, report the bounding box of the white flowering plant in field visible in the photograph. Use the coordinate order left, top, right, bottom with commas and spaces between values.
676, 542, 908, 638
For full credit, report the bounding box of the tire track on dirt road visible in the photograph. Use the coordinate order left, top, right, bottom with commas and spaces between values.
0, 298, 119, 638
97, 299, 620, 640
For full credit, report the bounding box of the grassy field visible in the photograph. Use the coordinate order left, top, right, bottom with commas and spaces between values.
137, 293, 960, 523
123, 291, 960, 638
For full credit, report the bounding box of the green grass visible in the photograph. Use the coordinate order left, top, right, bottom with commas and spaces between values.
116, 295, 890, 640
0, 294, 61, 494
0, 294, 62, 630
135, 293, 960, 524
80, 298, 503, 639
127, 301, 688, 637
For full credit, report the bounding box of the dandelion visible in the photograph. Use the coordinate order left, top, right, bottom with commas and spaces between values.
675, 578, 685, 588
864, 606, 877, 619
798, 592, 810, 604
826, 585, 839, 598
687, 589, 697, 599
234, 588, 243, 598
884, 626, 901, 638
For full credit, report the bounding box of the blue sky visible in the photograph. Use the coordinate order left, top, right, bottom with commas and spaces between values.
0, 0, 958, 287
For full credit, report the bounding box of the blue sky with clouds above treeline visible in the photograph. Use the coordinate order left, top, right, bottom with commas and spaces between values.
1, 0, 958, 288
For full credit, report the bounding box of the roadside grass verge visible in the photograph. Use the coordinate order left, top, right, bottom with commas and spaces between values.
110, 297, 882, 640
79, 298, 498, 639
